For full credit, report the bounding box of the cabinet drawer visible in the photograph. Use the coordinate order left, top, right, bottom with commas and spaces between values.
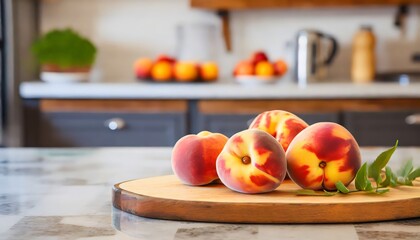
343, 111, 420, 146
40, 112, 186, 147
196, 112, 339, 137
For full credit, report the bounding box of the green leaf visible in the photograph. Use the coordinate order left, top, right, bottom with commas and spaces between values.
335, 181, 350, 194
408, 168, 420, 181
375, 188, 390, 194
295, 189, 337, 196
365, 181, 374, 191
397, 160, 414, 178
380, 166, 393, 187
355, 162, 369, 190
368, 140, 398, 183
390, 174, 397, 187
396, 176, 413, 186
323, 190, 339, 196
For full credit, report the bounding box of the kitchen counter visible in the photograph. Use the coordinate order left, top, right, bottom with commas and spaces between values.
1, 147, 419, 240
20, 81, 420, 99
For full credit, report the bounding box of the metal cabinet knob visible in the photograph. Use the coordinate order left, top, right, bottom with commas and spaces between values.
405, 114, 420, 125
105, 118, 126, 130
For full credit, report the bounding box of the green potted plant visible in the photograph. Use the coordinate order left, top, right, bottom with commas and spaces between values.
32, 28, 97, 83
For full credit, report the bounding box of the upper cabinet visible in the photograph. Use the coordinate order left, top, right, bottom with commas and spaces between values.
191, 0, 420, 51
190, 0, 420, 10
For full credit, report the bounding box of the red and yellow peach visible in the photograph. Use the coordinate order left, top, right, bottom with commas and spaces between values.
216, 129, 287, 194
171, 131, 228, 186
200, 62, 219, 81
286, 122, 361, 191
151, 61, 173, 81
255, 61, 275, 77
273, 60, 288, 76
174, 61, 199, 82
233, 60, 254, 76
249, 110, 309, 152
133, 58, 153, 79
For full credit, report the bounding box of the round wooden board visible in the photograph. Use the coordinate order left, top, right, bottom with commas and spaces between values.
112, 175, 420, 223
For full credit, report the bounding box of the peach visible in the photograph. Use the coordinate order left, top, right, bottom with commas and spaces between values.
200, 62, 219, 81
255, 61, 275, 77
174, 61, 199, 82
286, 122, 361, 191
133, 58, 154, 79
250, 51, 269, 66
249, 110, 308, 152
216, 129, 287, 194
151, 61, 173, 81
172, 131, 228, 186
273, 59, 288, 76
233, 60, 254, 76
156, 54, 176, 64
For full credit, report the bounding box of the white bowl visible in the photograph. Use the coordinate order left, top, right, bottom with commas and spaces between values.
41, 72, 89, 83
235, 75, 279, 85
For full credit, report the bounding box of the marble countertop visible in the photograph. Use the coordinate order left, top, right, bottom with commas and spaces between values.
1, 147, 419, 240
20, 81, 420, 99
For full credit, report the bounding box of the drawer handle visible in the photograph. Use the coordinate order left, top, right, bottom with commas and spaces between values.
405, 114, 420, 125
105, 118, 126, 130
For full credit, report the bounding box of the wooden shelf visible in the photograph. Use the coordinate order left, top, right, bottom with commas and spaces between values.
191, 0, 420, 10
191, 0, 420, 52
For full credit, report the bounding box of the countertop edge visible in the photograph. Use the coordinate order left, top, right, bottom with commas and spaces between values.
19, 81, 420, 100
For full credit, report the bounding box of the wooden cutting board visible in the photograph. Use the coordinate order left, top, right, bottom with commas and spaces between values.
112, 175, 420, 223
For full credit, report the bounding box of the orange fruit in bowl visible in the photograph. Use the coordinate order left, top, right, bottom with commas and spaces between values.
174, 61, 199, 82
255, 61, 275, 77
200, 62, 219, 81
151, 62, 173, 81
273, 60, 288, 76
133, 58, 154, 79
233, 60, 254, 76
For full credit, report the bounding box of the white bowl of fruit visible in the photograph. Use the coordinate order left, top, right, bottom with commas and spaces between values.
233, 51, 287, 85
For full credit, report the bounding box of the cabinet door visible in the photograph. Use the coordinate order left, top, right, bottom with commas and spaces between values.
196, 112, 338, 137
343, 111, 420, 146
40, 112, 186, 147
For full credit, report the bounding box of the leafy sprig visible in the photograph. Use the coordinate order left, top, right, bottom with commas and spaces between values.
336, 140, 420, 194
296, 140, 420, 196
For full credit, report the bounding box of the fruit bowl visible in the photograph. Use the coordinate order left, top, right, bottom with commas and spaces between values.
232, 51, 288, 85
234, 75, 280, 85
133, 54, 219, 83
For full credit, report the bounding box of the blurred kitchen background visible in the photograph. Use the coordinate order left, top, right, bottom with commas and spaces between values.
40, 0, 419, 81
2, 0, 420, 147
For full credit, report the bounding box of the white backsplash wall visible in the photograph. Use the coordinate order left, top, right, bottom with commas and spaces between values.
40, 0, 420, 82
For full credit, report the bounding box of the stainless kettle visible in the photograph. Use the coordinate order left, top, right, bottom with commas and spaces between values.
295, 30, 338, 85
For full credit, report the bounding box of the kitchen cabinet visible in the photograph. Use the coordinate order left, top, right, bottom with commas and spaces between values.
190, 0, 419, 51
195, 112, 338, 137
25, 100, 188, 147
39, 112, 186, 147
193, 99, 420, 146
194, 100, 339, 137
344, 110, 420, 146
23, 98, 420, 147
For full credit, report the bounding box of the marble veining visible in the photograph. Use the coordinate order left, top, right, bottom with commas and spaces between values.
355, 219, 420, 240
0, 147, 419, 239
174, 225, 258, 240
4, 216, 115, 240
